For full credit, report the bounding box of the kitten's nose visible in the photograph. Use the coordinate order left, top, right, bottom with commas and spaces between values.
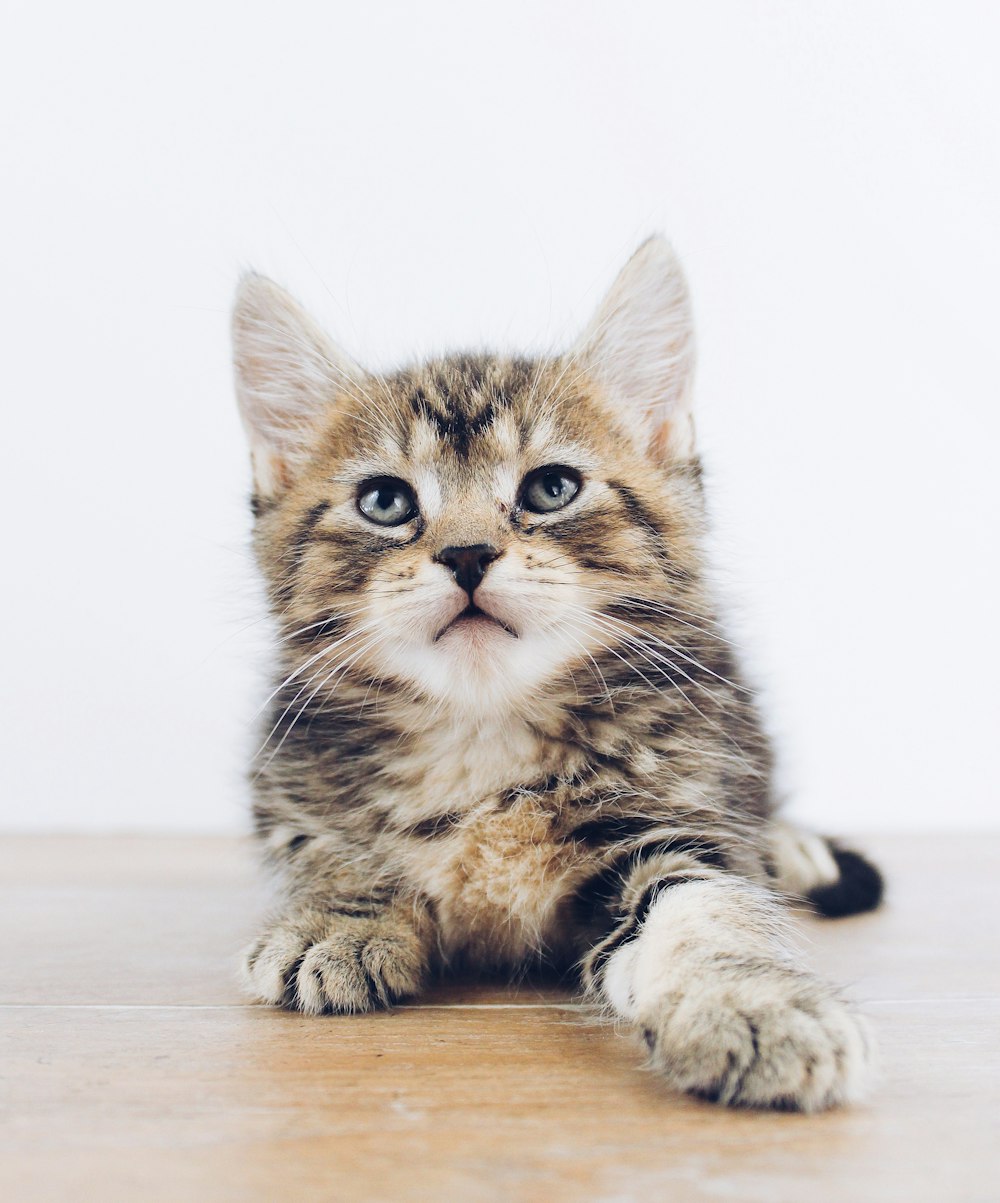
435, 544, 501, 595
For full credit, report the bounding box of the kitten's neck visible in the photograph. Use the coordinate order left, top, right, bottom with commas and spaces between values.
376, 704, 580, 823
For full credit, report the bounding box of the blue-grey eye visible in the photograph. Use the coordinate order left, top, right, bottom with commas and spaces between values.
521, 465, 583, 514
357, 477, 418, 526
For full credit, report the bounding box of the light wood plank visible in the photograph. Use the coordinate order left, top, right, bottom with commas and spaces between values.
1, 834, 998, 1202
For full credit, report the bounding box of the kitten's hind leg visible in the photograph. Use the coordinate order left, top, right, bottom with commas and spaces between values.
579, 855, 874, 1111
243, 895, 433, 1015
767, 819, 884, 918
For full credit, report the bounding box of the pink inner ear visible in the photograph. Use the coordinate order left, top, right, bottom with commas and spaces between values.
650, 418, 674, 462
251, 446, 294, 497
649, 409, 697, 463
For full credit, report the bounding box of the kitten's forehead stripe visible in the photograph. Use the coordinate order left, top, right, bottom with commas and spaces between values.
391, 355, 542, 463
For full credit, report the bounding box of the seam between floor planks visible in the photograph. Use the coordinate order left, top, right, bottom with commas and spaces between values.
0, 1001, 591, 1011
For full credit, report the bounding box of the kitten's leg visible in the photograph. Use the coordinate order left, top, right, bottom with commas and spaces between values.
580, 856, 874, 1111
242, 835, 432, 1014
767, 819, 884, 918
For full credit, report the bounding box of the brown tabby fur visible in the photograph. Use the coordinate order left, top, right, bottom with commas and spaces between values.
235, 242, 883, 1109
251, 350, 770, 951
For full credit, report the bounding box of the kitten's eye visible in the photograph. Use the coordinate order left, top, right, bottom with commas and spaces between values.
357, 477, 418, 526
521, 465, 583, 514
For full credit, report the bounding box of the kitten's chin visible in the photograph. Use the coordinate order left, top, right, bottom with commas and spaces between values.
378, 625, 576, 718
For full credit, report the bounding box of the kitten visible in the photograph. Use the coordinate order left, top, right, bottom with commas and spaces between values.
232, 238, 883, 1112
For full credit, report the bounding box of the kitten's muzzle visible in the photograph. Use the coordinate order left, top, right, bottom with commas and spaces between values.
434, 544, 502, 597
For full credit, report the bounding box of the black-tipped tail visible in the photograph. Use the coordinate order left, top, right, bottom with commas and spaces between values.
808, 845, 884, 918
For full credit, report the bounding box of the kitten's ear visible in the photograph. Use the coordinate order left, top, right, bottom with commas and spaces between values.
574, 236, 696, 461
231, 272, 363, 499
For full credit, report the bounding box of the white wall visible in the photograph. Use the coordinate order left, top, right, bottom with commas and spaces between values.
2, 1, 997, 832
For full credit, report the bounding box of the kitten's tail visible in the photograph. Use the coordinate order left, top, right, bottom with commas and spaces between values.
767, 820, 884, 918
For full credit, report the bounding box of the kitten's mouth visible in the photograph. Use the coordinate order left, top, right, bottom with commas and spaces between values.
434, 604, 518, 642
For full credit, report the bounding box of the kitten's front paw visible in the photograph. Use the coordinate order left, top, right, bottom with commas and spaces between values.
243, 910, 425, 1014
639, 959, 873, 1112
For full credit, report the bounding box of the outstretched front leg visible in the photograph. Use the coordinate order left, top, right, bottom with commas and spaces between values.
243, 836, 434, 1014
579, 852, 874, 1111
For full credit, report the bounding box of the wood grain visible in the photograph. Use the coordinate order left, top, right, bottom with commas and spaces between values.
1, 833, 998, 1201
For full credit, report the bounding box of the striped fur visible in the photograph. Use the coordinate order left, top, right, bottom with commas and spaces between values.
232, 238, 883, 1110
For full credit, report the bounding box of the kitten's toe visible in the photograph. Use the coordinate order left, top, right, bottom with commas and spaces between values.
295, 925, 425, 1014
243, 913, 425, 1014
642, 961, 873, 1112
242, 913, 319, 1008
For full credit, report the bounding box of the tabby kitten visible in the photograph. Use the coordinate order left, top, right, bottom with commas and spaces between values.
233, 238, 883, 1112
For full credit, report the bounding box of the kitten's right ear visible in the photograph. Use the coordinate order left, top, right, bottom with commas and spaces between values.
231, 273, 362, 501
573, 237, 696, 462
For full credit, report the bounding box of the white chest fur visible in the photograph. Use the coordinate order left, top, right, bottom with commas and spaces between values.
385, 712, 570, 823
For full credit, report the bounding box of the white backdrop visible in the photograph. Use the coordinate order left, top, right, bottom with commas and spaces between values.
2, 2, 997, 832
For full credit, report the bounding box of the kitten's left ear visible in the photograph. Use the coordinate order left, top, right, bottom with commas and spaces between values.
573, 236, 696, 461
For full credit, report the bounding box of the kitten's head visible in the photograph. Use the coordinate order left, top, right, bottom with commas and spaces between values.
233, 238, 706, 719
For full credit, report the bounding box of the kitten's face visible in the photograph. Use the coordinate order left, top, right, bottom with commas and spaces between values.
234, 239, 701, 718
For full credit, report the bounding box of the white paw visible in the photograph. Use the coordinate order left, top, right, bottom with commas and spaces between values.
638, 957, 873, 1111
243, 910, 425, 1014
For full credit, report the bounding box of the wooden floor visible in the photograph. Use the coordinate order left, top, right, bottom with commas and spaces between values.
1, 834, 997, 1202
